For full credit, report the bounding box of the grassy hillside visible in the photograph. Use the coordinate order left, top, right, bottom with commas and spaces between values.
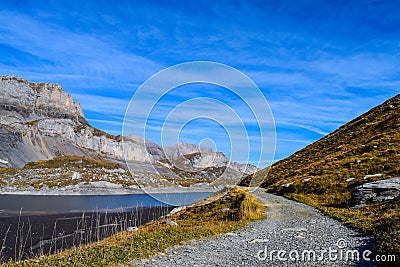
0, 156, 140, 189
240, 94, 400, 259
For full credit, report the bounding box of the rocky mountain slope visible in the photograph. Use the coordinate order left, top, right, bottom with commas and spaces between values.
241, 94, 399, 193
0, 76, 151, 168
240, 93, 400, 258
0, 76, 255, 192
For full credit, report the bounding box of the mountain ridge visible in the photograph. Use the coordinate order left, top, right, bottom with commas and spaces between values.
0, 75, 255, 192
240, 93, 400, 190
240, 93, 400, 258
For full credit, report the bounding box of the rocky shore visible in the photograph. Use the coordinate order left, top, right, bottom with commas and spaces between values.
0, 182, 218, 195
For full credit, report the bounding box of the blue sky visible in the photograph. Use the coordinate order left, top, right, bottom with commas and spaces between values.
0, 0, 399, 167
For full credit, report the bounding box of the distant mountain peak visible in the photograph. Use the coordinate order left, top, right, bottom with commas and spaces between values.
0, 76, 256, 192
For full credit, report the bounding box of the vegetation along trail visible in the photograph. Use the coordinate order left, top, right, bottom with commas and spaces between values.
132, 189, 374, 267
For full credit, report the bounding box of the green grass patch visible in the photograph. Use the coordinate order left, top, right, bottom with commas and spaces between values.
23, 156, 122, 170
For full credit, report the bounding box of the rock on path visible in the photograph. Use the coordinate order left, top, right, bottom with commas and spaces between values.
132, 190, 374, 266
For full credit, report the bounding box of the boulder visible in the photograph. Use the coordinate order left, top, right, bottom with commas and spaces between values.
350, 177, 400, 207
161, 219, 178, 226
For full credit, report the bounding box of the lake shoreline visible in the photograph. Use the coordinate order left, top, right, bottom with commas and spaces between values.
0, 183, 218, 196
0, 192, 214, 217
0, 206, 174, 262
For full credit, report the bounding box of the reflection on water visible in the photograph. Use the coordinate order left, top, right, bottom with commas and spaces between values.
0, 192, 213, 216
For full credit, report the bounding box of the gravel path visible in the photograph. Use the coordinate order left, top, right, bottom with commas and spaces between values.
132, 190, 375, 266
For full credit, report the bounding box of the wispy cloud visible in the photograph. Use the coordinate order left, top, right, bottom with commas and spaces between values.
1, 0, 399, 167
0, 10, 164, 90
73, 94, 130, 116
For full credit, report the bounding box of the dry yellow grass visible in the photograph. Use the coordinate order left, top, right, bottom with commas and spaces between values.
2, 187, 265, 267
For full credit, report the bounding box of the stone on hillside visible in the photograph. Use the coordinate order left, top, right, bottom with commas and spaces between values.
127, 226, 138, 232
71, 172, 82, 180
363, 173, 383, 179
168, 206, 187, 216
350, 177, 400, 207
282, 182, 294, 188
161, 219, 178, 226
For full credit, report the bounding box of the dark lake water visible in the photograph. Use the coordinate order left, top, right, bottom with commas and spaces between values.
0, 192, 214, 262
0, 192, 213, 216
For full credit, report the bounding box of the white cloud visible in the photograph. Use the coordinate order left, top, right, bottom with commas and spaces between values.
73, 94, 130, 115
0, 11, 164, 85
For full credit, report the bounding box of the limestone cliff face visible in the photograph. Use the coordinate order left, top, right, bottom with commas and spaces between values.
163, 142, 213, 159
0, 76, 85, 123
0, 76, 150, 167
0, 76, 257, 183
163, 151, 257, 176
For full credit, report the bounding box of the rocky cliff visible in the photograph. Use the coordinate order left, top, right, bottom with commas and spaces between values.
0, 76, 85, 123
0, 76, 255, 191
0, 76, 151, 168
